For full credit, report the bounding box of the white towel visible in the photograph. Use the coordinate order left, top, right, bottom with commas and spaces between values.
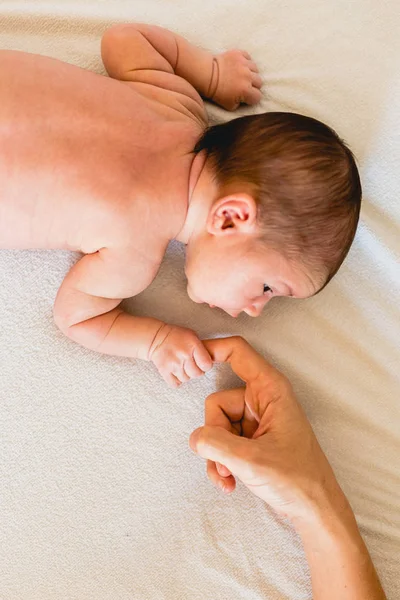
1, 1, 399, 598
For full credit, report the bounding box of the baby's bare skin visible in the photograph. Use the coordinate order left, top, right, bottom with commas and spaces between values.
0, 50, 196, 253
0, 24, 262, 386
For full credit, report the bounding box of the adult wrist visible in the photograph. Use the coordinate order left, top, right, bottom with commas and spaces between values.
291, 482, 358, 542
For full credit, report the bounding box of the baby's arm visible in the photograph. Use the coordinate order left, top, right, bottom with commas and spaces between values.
101, 23, 262, 111
53, 248, 212, 387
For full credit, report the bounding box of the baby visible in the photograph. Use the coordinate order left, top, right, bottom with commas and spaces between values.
0, 23, 361, 387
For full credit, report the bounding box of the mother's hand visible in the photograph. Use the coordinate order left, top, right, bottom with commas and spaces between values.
190, 336, 345, 524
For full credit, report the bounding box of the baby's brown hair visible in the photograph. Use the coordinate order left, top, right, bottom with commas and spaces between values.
194, 112, 362, 287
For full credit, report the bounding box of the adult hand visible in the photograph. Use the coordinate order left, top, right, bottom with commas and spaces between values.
190, 336, 346, 524
189, 336, 387, 600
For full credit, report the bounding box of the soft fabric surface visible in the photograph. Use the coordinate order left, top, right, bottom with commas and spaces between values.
1, 1, 399, 598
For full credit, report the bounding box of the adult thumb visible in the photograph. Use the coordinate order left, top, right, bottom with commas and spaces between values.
189, 425, 251, 477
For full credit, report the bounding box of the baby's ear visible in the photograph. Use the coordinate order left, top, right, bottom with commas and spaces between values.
207, 193, 258, 235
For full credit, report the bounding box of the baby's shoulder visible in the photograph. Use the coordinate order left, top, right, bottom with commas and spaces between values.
122, 72, 208, 128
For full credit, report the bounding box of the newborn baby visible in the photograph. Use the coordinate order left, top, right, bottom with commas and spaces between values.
0, 23, 361, 386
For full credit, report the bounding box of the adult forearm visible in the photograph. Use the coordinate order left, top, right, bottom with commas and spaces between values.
295, 489, 386, 600
191, 338, 387, 598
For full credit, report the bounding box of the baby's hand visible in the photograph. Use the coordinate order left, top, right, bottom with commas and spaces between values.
212, 50, 262, 111
149, 324, 213, 387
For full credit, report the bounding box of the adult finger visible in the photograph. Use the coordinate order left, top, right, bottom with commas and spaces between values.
205, 388, 246, 429
190, 425, 252, 477
205, 388, 258, 439
194, 343, 213, 372
206, 390, 244, 480
216, 462, 232, 477
203, 337, 279, 383
207, 460, 236, 493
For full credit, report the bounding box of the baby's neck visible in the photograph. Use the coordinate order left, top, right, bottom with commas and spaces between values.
176, 152, 217, 244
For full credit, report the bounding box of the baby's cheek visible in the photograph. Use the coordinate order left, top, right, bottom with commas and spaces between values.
222, 287, 246, 308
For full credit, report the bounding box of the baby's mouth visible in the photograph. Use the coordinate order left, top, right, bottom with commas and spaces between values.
225, 309, 240, 318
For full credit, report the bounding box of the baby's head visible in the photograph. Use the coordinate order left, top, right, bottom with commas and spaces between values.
185, 112, 361, 317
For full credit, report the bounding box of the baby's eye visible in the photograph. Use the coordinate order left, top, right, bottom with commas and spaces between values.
263, 284, 272, 295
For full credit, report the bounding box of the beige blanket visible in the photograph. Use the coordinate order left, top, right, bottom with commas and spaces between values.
1, 1, 399, 598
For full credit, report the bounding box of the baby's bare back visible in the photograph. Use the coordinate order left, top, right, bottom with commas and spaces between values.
0, 50, 198, 252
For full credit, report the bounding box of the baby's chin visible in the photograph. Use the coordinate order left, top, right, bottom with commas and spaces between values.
187, 286, 243, 317
186, 278, 243, 314
186, 284, 204, 305
187, 285, 220, 311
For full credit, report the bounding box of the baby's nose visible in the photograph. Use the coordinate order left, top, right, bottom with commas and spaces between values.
245, 298, 269, 317
245, 306, 262, 317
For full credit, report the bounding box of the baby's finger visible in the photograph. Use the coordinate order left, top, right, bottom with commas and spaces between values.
173, 366, 190, 384
247, 60, 259, 73
183, 359, 204, 380
164, 372, 181, 388
251, 73, 263, 89
194, 344, 213, 373
244, 86, 262, 106
240, 50, 252, 60
207, 460, 236, 493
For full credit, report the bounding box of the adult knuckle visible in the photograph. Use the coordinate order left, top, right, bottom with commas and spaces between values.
205, 392, 218, 408
201, 349, 212, 361
231, 335, 248, 350
196, 428, 209, 450
236, 441, 260, 472
274, 371, 291, 392
240, 445, 264, 473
